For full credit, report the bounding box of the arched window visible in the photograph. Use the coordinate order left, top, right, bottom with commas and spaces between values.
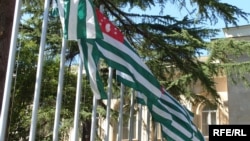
202, 105, 217, 136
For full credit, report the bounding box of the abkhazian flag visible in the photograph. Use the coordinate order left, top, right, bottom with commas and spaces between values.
94, 9, 162, 103
52, 0, 103, 40
116, 71, 205, 141
93, 9, 205, 140
52, 0, 106, 98
53, 0, 205, 138
91, 9, 205, 140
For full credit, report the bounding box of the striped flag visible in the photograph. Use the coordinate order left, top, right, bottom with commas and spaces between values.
116, 71, 205, 141
54, 0, 205, 139
158, 90, 205, 141
94, 9, 162, 103
93, 9, 205, 140
52, 0, 106, 98
78, 39, 107, 99
116, 71, 148, 105
53, 0, 103, 40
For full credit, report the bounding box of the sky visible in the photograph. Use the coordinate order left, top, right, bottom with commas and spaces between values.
124, 0, 250, 39
212, 0, 250, 38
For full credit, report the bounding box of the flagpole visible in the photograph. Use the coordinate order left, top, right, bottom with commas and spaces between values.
117, 83, 124, 141
90, 46, 99, 141
90, 96, 98, 141
28, 0, 50, 140
99, 5, 112, 141
154, 122, 158, 141
128, 90, 135, 141
146, 108, 150, 141
0, 0, 22, 140
72, 57, 83, 141
105, 67, 113, 141
137, 93, 142, 141
52, 37, 67, 141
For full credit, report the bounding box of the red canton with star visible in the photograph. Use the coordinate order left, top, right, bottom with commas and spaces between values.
96, 9, 124, 43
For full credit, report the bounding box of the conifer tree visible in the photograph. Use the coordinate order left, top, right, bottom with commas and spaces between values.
4, 0, 250, 140
95, 0, 249, 105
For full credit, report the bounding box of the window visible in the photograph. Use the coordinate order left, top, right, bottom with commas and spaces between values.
202, 105, 217, 136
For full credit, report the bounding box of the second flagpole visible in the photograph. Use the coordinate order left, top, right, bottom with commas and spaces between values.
29, 0, 50, 140
52, 38, 67, 141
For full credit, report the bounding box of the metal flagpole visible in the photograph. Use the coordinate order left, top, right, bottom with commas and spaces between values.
105, 67, 113, 141
72, 57, 83, 141
90, 96, 98, 141
89, 44, 99, 141
98, 4, 113, 141
117, 83, 124, 141
28, 0, 50, 140
146, 108, 150, 141
128, 90, 135, 141
90, 4, 106, 141
0, 0, 22, 140
137, 92, 142, 141
154, 122, 158, 141
52, 37, 67, 141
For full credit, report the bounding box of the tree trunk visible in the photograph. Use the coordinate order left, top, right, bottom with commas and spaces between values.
0, 0, 16, 112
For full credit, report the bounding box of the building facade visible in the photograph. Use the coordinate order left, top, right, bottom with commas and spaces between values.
223, 25, 250, 124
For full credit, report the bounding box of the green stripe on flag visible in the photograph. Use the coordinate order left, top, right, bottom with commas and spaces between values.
94, 37, 162, 100
77, 0, 86, 39
64, 0, 70, 39
78, 39, 107, 99
115, 70, 205, 141
54, 0, 103, 40
95, 44, 159, 102
136, 92, 147, 105
52, 0, 59, 17
97, 39, 157, 84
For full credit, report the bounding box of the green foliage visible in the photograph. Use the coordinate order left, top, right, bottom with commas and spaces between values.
97, 0, 249, 107
7, 0, 250, 140
8, 2, 94, 140
208, 39, 250, 86
190, 0, 249, 26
